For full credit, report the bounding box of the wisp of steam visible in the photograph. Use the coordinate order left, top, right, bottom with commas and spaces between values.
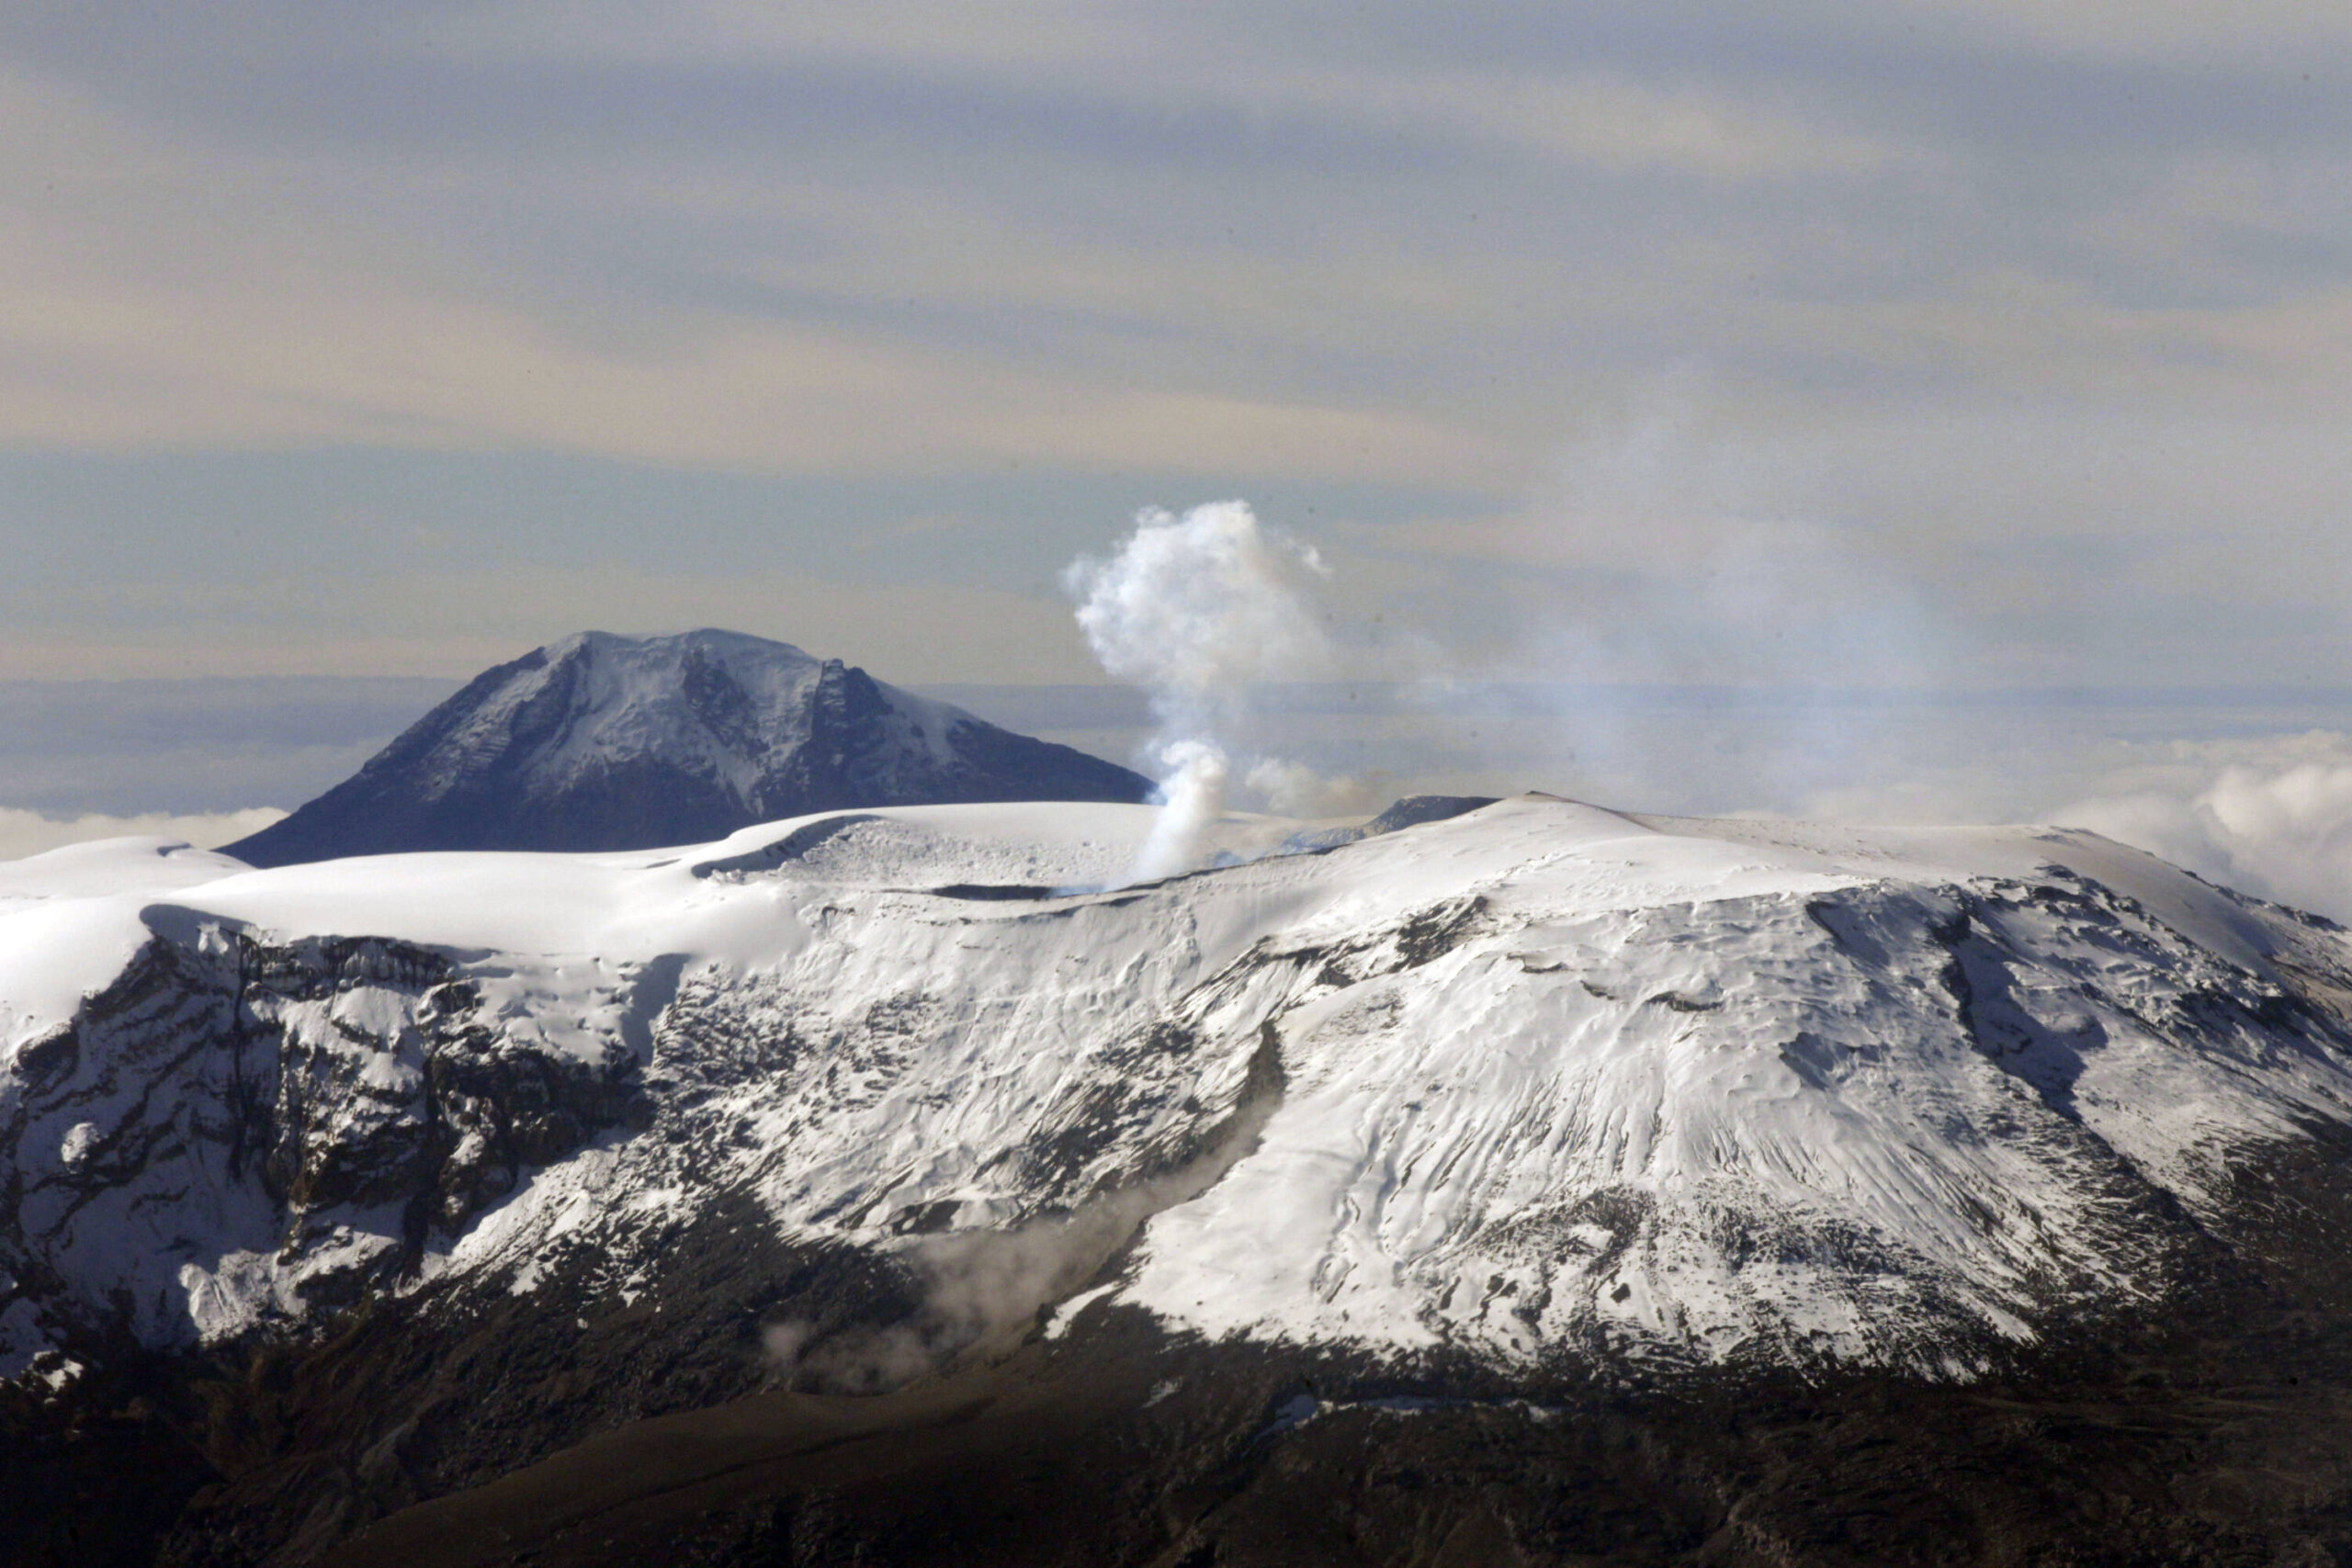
1064, 502, 1329, 882
764, 1043, 1283, 1394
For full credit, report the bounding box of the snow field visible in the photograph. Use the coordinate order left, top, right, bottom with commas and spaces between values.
3, 795, 2349, 1379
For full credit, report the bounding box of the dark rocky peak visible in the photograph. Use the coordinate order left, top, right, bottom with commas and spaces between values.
224, 630, 1150, 866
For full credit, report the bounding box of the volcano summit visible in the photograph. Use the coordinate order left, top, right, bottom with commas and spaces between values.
220, 629, 1152, 866
11, 796, 2352, 1562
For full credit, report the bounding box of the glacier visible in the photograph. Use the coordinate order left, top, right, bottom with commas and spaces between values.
4, 795, 2351, 1385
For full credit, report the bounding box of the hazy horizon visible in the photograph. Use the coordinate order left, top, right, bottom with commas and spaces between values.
6, 4, 2351, 908
6, 655, 2352, 921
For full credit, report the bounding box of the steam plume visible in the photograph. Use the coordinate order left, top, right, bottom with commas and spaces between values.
1063, 502, 1329, 881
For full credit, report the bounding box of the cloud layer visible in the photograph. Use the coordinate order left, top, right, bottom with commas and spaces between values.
0, 807, 284, 863
0, 4, 2347, 685
2058, 736, 2352, 922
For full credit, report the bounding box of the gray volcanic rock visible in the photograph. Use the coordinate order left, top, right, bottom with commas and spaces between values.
221, 630, 1152, 866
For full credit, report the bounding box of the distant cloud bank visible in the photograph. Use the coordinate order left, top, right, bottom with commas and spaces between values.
2060, 735, 2352, 923
0, 807, 285, 863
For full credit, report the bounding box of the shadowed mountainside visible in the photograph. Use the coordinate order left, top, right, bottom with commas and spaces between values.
223, 630, 1151, 866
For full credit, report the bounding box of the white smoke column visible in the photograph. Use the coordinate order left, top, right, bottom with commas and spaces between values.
1138, 739, 1229, 882
1064, 502, 1329, 882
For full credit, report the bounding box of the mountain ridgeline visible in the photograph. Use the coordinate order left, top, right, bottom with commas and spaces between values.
222, 630, 1153, 866
24, 637, 2352, 1564
16, 802, 2352, 1562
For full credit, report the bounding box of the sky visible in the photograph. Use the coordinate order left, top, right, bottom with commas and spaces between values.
6, 4, 2352, 906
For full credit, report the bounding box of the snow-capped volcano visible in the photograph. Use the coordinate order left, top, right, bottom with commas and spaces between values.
7, 795, 2351, 1387
220, 629, 1152, 865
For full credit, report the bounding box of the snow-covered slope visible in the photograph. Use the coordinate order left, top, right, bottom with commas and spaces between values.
6, 797, 2352, 1383
221, 629, 1152, 865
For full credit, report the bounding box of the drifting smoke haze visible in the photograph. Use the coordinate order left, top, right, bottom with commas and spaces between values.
1045, 472, 2352, 925
767, 1056, 1283, 1393
770, 1200, 1149, 1395
1063, 502, 1339, 882
1377, 398, 2352, 924
1450, 406, 2352, 924
1390, 396, 1951, 817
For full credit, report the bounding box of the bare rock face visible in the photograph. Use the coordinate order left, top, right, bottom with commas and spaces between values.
0, 918, 651, 1356
222, 629, 1151, 866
